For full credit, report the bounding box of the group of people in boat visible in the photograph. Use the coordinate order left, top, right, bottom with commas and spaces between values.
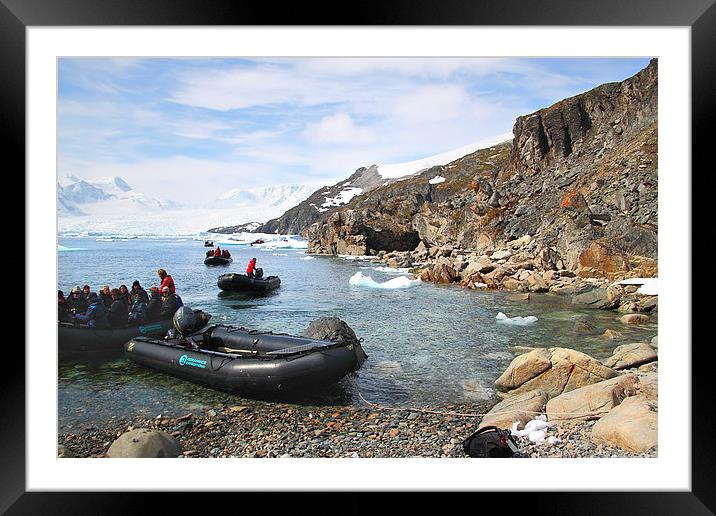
206, 246, 231, 259
58, 268, 182, 328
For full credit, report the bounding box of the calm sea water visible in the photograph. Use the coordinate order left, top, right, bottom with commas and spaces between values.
58, 237, 657, 431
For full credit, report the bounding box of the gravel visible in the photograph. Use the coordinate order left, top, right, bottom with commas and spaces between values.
58, 400, 656, 458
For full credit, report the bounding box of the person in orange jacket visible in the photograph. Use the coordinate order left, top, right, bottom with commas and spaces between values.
246, 257, 257, 278
157, 268, 176, 294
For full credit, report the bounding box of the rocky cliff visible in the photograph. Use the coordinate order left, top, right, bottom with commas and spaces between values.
305, 59, 658, 280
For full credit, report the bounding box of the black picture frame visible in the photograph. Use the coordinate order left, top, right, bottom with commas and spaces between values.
4, 0, 709, 512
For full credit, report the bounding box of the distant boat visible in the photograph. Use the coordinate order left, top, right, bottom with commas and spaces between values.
204, 255, 232, 265
204, 240, 214, 247
250, 239, 265, 246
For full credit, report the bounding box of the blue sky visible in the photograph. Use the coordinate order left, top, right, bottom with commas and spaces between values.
58, 57, 651, 204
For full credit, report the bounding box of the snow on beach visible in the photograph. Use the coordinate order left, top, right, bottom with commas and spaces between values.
364, 266, 411, 274
495, 312, 538, 326
349, 271, 421, 289
428, 176, 446, 185
614, 277, 658, 296
511, 416, 560, 445
339, 255, 376, 261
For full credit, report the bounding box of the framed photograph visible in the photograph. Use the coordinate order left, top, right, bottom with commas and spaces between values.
6, 0, 708, 512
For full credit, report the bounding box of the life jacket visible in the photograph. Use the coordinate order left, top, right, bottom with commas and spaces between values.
160, 275, 176, 294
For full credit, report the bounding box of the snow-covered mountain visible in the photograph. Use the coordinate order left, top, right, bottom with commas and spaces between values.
216, 184, 316, 209
58, 176, 318, 236
58, 175, 180, 215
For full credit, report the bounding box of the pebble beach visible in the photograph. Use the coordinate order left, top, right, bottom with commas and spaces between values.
59, 396, 655, 459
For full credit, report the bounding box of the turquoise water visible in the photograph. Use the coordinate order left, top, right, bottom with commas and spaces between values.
58, 237, 657, 431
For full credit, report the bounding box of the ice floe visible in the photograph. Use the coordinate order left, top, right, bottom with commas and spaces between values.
300, 256, 316, 260
495, 312, 538, 326
57, 244, 86, 252
349, 271, 421, 289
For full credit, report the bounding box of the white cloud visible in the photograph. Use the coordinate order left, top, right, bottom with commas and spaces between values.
303, 113, 374, 145
393, 85, 472, 122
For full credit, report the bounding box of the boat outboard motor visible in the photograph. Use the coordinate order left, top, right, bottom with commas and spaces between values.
171, 306, 199, 349
173, 306, 196, 334
254, 267, 264, 279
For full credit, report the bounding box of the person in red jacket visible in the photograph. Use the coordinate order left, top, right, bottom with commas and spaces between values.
214, 246, 221, 257
157, 268, 176, 294
246, 257, 257, 278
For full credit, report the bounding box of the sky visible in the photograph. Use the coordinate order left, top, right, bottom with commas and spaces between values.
58, 57, 652, 204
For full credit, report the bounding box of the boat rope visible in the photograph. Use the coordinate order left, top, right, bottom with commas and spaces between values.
357, 392, 610, 420
209, 354, 233, 372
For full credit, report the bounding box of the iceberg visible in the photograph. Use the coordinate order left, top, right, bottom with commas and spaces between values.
348, 271, 421, 289
496, 312, 538, 326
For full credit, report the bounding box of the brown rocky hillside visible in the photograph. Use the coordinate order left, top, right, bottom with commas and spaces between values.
305, 59, 658, 280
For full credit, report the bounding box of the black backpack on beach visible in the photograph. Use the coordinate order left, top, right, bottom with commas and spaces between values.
462, 426, 518, 458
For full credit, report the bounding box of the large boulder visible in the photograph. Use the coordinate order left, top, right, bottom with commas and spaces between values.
302, 317, 359, 344
591, 396, 658, 452
545, 373, 638, 421
636, 372, 658, 403
602, 342, 657, 370
495, 347, 618, 398
478, 389, 548, 430
572, 288, 617, 309
107, 429, 182, 458
526, 273, 549, 293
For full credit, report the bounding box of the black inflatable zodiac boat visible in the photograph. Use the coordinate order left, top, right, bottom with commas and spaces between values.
124, 324, 367, 396
217, 273, 280, 292
59, 309, 212, 358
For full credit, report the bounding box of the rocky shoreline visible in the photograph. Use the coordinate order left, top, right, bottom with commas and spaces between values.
58, 254, 658, 459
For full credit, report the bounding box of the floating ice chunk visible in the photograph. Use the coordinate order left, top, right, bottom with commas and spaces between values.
300, 256, 316, 260
429, 175, 446, 185
496, 312, 538, 326
271, 253, 287, 256
349, 271, 421, 289
614, 277, 658, 296
57, 245, 86, 252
